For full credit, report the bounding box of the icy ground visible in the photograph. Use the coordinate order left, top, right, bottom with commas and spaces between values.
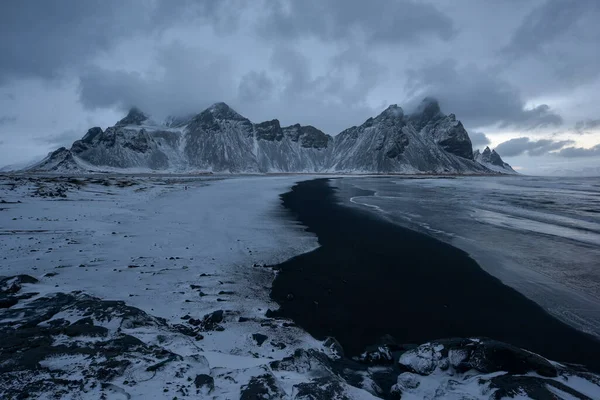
0, 175, 364, 399
1, 174, 600, 399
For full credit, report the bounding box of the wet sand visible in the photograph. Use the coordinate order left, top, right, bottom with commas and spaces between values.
270, 178, 600, 371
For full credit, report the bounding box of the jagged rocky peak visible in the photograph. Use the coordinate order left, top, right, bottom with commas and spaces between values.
49, 147, 69, 158
376, 104, 405, 120
164, 114, 194, 128
407, 97, 474, 160
283, 124, 331, 149
474, 146, 516, 173
203, 102, 247, 121
81, 127, 103, 143
71, 127, 103, 153
116, 107, 148, 126
479, 146, 505, 167
255, 119, 283, 141
408, 97, 443, 131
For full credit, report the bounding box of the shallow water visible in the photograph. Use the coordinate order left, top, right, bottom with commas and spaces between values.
332, 176, 600, 338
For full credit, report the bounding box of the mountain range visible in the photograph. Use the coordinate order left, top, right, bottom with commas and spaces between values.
27, 98, 515, 174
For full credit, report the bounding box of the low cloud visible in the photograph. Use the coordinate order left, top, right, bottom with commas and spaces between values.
78, 43, 234, 118
469, 131, 491, 148
574, 119, 600, 133
496, 137, 574, 157
504, 0, 600, 87
557, 144, 600, 158
260, 0, 455, 45
404, 61, 563, 129
0, 115, 16, 125
35, 130, 81, 147
0, 1, 241, 83
238, 71, 274, 103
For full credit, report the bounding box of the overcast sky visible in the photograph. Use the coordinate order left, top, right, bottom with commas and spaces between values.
1, 0, 599, 175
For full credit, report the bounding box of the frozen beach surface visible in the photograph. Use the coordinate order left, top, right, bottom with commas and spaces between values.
0, 175, 337, 399
2, 174, 600, 399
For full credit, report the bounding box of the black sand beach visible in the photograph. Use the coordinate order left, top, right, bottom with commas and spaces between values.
271, 178, 600, 371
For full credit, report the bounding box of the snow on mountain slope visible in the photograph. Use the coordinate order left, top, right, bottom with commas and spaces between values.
27, 99, 512, 174
329, 102, 489, 174
474, 146, 517, 174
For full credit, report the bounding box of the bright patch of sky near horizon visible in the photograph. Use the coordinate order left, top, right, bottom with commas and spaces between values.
0, 0, 599, 174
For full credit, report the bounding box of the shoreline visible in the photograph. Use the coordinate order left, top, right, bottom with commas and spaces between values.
270, 178, 600, 372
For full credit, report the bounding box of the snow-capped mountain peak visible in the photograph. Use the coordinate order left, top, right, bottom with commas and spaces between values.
116, 107, 149, 126
377, 104, 405, 120
204, 102, 247, 121
474, 146, 516, 174
27, 99, 516, 174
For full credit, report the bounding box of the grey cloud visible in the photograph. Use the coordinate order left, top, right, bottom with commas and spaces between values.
0, 1, 240, 83
269, 45, 382, 106
231, 46, 380, 134
35, 130, 81, 147
505, 0, 594, 57
78, 43, 234, 118
574, 119, 600, 133
0, 115, 16, 125
405, 61, 563, 129
496, 137, 574, 157
558, 144, 600, 158
238, 71, 274, 103
504, 0, 600, 86
469, 131, 491, 148
260, 0, 455, 45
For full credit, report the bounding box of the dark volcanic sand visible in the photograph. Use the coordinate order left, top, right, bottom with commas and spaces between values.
270, 178, 600, 372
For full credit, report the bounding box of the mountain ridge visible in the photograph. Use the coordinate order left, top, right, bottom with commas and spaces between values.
27, 99, 516, 174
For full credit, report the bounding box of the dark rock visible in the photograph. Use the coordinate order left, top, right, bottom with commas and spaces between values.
323, 337, 344, 359
489, 374, 593, 400
116, 107, 148, 126
399, 339, 558, 377
203, 310, 223, 324
255, 119, 284, 142
357, 335, 400, 365
270, 349, 334, 378
194, 374, 214, 393
252, 333, 268, 347
172, 324, 197, 337
240, 373, 284, 400
408, 97, 441, 131
0, 298, 18, 308
1, 275, 39, 291
282, 124, 331, 149
465, 339, 558, 377
294, 377, 349, 400
271, 341, 287, 350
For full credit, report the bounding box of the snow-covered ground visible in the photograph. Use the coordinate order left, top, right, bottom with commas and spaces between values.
0, 175, 382, 399
2, 174, 599, 399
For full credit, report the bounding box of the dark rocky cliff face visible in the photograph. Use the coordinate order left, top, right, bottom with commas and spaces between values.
29, 100, 514, 174
282, 124, 331, 149
255, 120, 284, 141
